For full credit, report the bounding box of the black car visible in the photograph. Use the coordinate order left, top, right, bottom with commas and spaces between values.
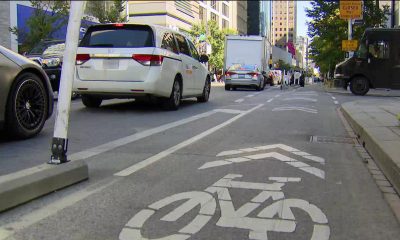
26, 40, 65, 92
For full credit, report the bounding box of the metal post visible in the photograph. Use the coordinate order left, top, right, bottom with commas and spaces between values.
348, 19, 353, 58
50, 1, 85, 164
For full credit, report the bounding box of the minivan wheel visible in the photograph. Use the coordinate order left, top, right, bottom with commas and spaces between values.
163, 80, 181, 110
81, 95, 102, 108
225, 85, 230, 91
350, 77, 369, 96
197, 78, 211, 102
6, 72, 48, 139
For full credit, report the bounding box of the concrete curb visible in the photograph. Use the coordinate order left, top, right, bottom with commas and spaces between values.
0, 160, 88, 212
341, 104, 400, 194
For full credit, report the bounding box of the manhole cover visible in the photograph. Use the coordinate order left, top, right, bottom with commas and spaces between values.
310, 136, 355, 144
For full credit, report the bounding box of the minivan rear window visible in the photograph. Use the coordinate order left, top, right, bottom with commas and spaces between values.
79, 25, 154, 48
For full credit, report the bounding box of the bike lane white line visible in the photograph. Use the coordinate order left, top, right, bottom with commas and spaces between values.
115, 104, 264, 177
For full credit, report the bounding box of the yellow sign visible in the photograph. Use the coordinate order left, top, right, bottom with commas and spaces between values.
342, 40, 358, 51
340, 0, 362, 20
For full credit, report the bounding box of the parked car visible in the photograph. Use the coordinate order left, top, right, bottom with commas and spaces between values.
26, 40, 65, 92
26, 40, 79, 99
224, 63, 265, 91
0, 45, 54, 139
73, 23, 210, 110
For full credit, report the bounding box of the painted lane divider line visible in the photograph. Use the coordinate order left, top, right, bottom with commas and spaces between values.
334, 101, 339, 105
235, 99, 244, 103
114, 104, 264, 177
331, 96, 336, 100
246, 94, 255, 98
199, 152, 325, 179
274, 94, 281, 98
68, 110, 220, 161
267, 98, 274, 103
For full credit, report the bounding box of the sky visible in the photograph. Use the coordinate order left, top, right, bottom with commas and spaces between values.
296, 1, 313, 38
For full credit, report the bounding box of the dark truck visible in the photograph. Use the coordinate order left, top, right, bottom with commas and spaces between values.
334, 28, 400, 95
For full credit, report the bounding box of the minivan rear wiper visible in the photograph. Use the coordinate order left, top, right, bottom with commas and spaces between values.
88, 44, 114, 47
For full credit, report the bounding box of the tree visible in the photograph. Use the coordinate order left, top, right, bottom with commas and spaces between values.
9, 0, 70, 53
306, 0, 389, 75
189, 21, 236, 70
85, 0, 127, 23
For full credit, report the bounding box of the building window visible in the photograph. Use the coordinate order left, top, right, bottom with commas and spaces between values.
211, 12, 218, 23
280, 28, 282, 31
222, 19, 228, 29
280, 23, 282, 25
211, 0, 218, 10
199, 6, 206, 23
222, 3, 229, 17
175, 1, 194, 17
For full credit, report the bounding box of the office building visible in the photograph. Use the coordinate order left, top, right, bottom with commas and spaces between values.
128, 1, 238, 33
394, 0, 400, 27
236, 1, 247, 35
271, 0, 297, 49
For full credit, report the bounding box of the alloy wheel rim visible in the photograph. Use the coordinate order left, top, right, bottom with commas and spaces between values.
205, 81, 210, 99
15, 79, 45, 130
173, 82, 180, 105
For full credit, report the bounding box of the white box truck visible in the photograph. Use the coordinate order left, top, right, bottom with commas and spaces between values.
223, 35, 271, 90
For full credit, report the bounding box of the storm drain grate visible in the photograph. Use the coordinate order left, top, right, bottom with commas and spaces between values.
310, 135, 356, 144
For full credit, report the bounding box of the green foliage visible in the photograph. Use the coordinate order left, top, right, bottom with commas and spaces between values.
306, 0, 389, 75
189, 21, 237, 70
85, 0, 127, 24
9, 0, 70, 53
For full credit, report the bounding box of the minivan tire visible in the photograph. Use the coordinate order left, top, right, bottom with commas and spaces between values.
197, 78, 211, 102
162, 80, 181, 111
350, 76, 369, 96
82, 95, 102, 108
6, 72, 48, 139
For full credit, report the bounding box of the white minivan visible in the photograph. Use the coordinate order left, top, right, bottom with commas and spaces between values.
73, 24, 210, 110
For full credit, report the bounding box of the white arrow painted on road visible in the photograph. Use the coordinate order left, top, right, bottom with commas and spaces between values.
283, 97, 317, 102
216, 143, 325, 164
272, 107, 318, 114
199, 144, 326, 179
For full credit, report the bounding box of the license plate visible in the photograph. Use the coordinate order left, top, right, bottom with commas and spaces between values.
238, 74, 245, 78
103, 59, 119, 69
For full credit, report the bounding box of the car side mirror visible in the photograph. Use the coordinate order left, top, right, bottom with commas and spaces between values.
199, 55, 208, 63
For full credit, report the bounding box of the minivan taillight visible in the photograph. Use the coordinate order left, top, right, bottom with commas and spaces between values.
76, 54, 90, 65
132, 54, 164, 66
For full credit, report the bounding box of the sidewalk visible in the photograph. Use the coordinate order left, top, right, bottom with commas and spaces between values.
325, 85, 400, 97
341, 99, 400, 194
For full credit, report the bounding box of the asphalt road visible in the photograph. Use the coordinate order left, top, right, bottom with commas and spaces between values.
0, 84, 399, 240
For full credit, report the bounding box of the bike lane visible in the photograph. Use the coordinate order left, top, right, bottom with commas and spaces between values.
3, 87, 400, 240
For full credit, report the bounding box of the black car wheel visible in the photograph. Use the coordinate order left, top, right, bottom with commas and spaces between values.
81, 95, 102, 108
225, 85, 230, 91
350, 76, 369, 96
162, 80, 181, 110
6, 72, 48, 139
197, 78, 211, 103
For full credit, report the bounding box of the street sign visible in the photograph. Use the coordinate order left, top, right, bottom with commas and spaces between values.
342, 40, 358, 51
340, 0, 362, 20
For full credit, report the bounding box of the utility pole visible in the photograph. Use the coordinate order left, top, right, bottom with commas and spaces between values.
50, 1, 85, 164
348, 19, 353, 58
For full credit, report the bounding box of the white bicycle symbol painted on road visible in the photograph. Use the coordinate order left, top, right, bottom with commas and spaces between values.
119, 174, 330, 240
